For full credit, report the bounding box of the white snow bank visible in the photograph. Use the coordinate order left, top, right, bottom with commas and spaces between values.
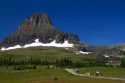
76, 52, 80, 55
0, 39, 73, 51
104, 55, 109, 58
79, 51, 92, 54
121, 49, 125, 51
1, 45, 22, 51
76, 51, 92, 55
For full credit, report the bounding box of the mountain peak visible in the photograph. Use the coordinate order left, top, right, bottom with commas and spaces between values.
1, 13, 81, 47
20, 13, 53, 29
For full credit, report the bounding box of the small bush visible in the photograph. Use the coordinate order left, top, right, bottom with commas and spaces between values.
33, 65, 36, 69
13, 65, 37, 70
54, 77, 58, 81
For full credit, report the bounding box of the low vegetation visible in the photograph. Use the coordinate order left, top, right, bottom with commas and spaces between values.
0, 48, 125, 83
0, 48, 107, 68
0, 66, 125, 83
78, 67, 125, 78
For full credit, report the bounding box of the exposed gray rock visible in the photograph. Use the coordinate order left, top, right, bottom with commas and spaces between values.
0, 13, 82, 47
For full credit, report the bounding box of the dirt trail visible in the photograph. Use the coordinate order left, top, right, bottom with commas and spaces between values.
65, 68, 125, 81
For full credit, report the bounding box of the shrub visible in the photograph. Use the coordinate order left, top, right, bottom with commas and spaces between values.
54, 77, 58, 81
33, 65, 36, 69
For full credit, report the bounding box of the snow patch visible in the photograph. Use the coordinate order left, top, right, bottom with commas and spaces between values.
76, 52, 80, 55
0, 39, 73, 51
1, 45, 22, 51
104, 55, 109, 58
76, 51, 92, 55
121, 49, 125, 51
65, 48, 69, 49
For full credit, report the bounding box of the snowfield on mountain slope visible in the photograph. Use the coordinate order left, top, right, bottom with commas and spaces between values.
0, 39, 73, 51
0, 39, 92, 55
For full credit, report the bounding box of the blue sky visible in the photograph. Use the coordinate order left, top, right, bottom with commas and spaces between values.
0, 0, 125, 45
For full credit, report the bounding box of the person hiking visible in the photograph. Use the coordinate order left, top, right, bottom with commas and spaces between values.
96, 70, 99, 77
89, 72, 92, 76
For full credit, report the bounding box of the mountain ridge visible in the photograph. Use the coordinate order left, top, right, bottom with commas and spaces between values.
0, 13, 125, 57
0, 13, 84, 48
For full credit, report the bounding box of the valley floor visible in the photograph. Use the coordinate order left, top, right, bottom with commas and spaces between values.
0, 66, 125, 83
65, 68, 125, 81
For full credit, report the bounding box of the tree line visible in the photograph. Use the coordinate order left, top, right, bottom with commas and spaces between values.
0, 56, 107, 68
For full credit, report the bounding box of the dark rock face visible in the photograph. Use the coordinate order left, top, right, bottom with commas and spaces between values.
20, 13, 53, 29
1, 13, 81, 47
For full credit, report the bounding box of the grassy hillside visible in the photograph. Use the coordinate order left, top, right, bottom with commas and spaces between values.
0, 47, 105, 67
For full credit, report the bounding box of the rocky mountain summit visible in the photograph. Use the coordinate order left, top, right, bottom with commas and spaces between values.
20, 13, 53, 29
0, 13, 83, 48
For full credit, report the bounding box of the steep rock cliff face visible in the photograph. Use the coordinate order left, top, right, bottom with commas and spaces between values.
1, 13, 81, 47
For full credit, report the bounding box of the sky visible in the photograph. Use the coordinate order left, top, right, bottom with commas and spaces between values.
0, 0, 125, 46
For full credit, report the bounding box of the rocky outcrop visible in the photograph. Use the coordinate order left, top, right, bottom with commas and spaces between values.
20, 13, 53, 29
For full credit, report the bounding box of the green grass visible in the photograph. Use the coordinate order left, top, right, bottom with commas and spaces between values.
78, 67, 125, 78
0, 48, 125, 83
0, 47, 103, 63
0, 66, 125, 83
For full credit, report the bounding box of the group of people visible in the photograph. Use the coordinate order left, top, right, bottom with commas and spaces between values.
86, 70, 101, 77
